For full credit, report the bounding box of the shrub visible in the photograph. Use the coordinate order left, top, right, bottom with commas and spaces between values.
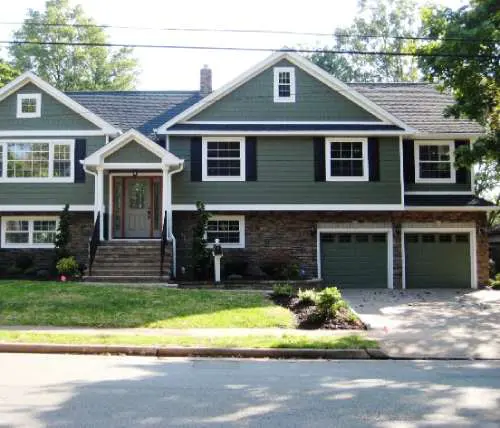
297, 288, 320, 305
54, 204, 71, 259
272, 283, 294, 297
224, 260, 248, 277
260, 261, 288, 279
15, 254, 34, 271
56, 256, 80, 278
5, 265, 23, 276
191, 201, 211, 280
317, 287, 346, 317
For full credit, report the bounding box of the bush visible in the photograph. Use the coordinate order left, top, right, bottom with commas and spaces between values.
317, 287, 346, 317
297, 288, 320, 305
5, 265, 23, 276
224, 260, 248, 277
56, 256, 80, 278
15, 254, 34, 271
272, 283, 294, 297
260, 254, 301, 280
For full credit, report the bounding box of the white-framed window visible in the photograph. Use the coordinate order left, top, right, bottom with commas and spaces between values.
1, 217, 58, 248
415, 140, 456, 183
273, 67, 296, 103
325, 137, 369, 181
0, 139, 74, 183
205, 215, 245, 249
16, 93, 42, 118
202, 136, 246, 181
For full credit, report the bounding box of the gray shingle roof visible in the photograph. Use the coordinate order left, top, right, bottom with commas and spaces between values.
349, 83, 484, 134
65, 83, 483, 136
66, 90, 201, 137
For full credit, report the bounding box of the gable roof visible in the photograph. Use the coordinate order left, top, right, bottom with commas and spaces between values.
350, 83, 484, 136
0, 71, 120, 135
67, 91, 201, 138
156, 51, 414, 133
83, 129, 182, 166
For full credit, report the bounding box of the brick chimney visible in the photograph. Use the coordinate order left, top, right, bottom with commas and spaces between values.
200, 64, 212, 97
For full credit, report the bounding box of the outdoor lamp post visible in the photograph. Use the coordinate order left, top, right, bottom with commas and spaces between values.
212, 238, 223, 283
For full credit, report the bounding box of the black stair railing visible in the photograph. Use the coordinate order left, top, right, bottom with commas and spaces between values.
160, 211, 168, 277
88, 212, 100, 276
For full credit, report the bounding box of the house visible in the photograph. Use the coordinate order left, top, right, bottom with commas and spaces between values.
0, 51, 496, 287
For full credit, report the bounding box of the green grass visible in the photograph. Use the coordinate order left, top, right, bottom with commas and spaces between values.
0, 281, 294, 328
0, 331, 378, 349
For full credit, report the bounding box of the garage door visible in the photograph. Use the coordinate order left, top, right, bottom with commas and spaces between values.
320, 233, 388, 288
404, 233, 471, 288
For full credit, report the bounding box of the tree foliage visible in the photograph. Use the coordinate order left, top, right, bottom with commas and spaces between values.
418, 0, 499, 167
474, 161, 500, 226
310, 0, 420, 82
54, 203, 71, 259
0, 59, 20, 88
191, 201, 212, 280
9, 0, 139, 91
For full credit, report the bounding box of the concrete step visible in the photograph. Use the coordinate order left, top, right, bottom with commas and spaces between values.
92, 261, 162, 268
91, 268, 167, 276
85, 275, 171, 283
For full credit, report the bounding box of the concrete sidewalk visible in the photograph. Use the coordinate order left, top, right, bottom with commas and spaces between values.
343, 289, 500, 359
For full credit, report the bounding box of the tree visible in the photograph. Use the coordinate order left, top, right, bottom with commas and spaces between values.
474, 162, 500, 227
418, 0, 499, 167
191, 201, 212, 280
54, 204, 71, 259
310, 0, 420, 82
0, 59, 20, 87
9, 0, 139, 91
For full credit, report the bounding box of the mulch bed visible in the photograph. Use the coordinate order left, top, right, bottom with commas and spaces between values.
271, 295, 366, 330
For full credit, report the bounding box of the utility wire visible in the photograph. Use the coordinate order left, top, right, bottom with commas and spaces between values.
0, 21, 496, 43
0, 40, 496, 59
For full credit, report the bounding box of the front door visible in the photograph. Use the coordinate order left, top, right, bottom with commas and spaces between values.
125, 178, 151, 238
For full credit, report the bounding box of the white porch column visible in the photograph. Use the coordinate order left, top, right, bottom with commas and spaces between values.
97, 166, 105, 240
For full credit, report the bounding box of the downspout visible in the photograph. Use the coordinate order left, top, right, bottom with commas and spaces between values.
167, 160, 184, 278
81, 161, 98, 222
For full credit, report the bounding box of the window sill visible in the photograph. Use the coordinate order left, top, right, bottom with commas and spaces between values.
326, 176, 369, 182
206, 242, 245, 249
415, 177, 456, 184
0, 177, 74, 183
1, 243, 55, 249
202, 176, 246, 182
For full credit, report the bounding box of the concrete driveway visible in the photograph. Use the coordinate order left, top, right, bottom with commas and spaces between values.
342, 289, 500, 359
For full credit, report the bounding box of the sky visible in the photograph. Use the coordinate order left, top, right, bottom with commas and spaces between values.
0, 0, 468, 91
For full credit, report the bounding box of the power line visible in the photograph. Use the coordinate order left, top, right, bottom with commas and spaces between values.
0, 21, 496, 43
1, 40, 496, 59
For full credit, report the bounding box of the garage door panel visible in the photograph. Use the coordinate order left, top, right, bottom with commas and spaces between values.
320, 234, 388, 288
405, 233, 471, 288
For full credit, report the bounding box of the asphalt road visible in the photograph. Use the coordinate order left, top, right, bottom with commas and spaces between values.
0, 354, 499, 428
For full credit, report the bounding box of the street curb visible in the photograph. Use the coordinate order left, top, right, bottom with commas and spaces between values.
0, 343, 383, 359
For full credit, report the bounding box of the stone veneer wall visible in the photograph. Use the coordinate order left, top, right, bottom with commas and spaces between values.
0, 212, 93, 273
173, 211, 489, 287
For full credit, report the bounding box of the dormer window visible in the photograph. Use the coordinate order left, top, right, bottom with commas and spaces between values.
273, 67, 295, 103
17, 93, 41, 118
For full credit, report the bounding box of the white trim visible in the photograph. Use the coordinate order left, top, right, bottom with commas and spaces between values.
410, 133, 483, 139
0, 130, 107, 137
273, 66, 296, 103
157, 51, 413, 133
16, 93, 41, 118
205, 215, 245, 249
407, 206, 498, 211
201, 136, 246, 182
172, 204, 404, 211
316, 226, 393, 289
0, 72, 120, 135
0, 139, 74, 183
399, 136, 404, 205
1, 216, 59, 249
325, 137, 369, 182
0, 205, 93, 212
405, 191, 474, 195
165, 130, 411, 136
187, 121, 386, 125
84, 129, 182, 168
414, 140, 456, 184
401, 226, 477, 289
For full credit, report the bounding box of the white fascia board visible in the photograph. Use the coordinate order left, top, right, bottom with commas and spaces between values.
0, 130, 107, 137
0, 71, 121, 135
172, 204, 404, 211
165, 130, 412, 136
0, 205, 94, 212
407, 206, 499, 211
405, 191, 474, 195
409, 133, 484, 139
157, 51, 414, 133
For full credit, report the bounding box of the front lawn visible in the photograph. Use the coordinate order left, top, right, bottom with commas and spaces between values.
0, 281, 294, 328
0, 331, 378, 349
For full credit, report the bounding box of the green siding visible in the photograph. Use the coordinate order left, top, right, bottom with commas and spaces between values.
171, 136, 401, 205
406, 182, 472, 192
0, 83, 99, 131
0, 136, 104, 205
321, 235, 388, 288
105, 141, 161, 163
405, 233, 471, 288
191, 60, 380, 122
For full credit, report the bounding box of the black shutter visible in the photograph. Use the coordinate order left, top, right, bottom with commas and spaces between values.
245, 136, 257, 181
455, 140, 471, 185
368, 138, 380, 181
402, 139, 415, 184
190, 137, 202, 181
313, 137, 326, 182
157, 136, 166, 149
74, 139, 86, 183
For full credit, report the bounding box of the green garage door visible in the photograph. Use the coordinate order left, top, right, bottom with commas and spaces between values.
320, 233, 388, 288
404, 233, 471, 288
